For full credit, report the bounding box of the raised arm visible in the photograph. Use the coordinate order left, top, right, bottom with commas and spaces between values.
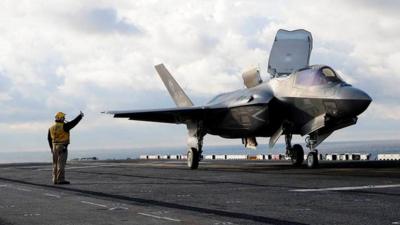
63, 112, 83, 132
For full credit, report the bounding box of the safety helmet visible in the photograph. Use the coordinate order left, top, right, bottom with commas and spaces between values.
55, 112, 66, 121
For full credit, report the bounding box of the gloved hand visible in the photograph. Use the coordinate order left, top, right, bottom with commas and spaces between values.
80, 111, 84, 117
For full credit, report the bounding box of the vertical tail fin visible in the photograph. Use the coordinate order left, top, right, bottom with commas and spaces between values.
154, 64, 194, 107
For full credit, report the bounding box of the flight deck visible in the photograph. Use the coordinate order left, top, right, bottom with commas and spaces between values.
0, 160, 399, 225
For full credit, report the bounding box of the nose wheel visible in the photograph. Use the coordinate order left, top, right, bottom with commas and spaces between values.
306, 151, 319, 168
305, 135, 319, 168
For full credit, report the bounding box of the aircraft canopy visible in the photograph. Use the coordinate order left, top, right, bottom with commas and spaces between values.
268, 29, 313, 77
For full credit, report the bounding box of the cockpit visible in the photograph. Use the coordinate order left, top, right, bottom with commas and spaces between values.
295, 66, 344, 86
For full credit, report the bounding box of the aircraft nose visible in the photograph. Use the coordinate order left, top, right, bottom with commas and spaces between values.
338, 87, 372, 116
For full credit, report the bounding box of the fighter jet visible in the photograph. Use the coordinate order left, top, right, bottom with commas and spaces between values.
105, 29, 372, 169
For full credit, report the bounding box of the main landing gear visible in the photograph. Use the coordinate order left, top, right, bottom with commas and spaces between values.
285, 133, 319, 168
285, 134, 304, 166
187, 147, 200, 169
186, 122, 204, 170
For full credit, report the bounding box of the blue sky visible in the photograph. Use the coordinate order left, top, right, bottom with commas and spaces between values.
0, 0, 399, 152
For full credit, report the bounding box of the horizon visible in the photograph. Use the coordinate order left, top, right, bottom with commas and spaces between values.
1, 139, 400, 164
1, 1, 400, 153
1, 138, 400, 154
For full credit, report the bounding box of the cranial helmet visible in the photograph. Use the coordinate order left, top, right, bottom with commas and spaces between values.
55, 112, 66, 121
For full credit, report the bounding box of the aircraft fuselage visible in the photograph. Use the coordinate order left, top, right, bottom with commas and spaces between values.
203, 65, 371, 139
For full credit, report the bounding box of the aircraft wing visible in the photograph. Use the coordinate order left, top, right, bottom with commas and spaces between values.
105, 106, 219, 124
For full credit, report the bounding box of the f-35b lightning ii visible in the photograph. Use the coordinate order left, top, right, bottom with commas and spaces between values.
106, 29, 372, 169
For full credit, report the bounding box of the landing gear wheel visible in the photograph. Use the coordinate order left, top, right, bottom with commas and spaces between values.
290, 144, 304, 166
307, 151, 319, 168
187, 148, 199, 170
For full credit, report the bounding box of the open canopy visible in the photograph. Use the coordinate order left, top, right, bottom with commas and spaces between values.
268, 29, 313, 77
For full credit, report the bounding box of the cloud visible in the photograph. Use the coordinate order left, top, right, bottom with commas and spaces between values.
0, 0, 399, 152
367, 103, 400, 121
80, 7, 142, 35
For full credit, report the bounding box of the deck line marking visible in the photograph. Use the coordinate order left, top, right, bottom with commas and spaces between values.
38, 165, 114, 171
109, 206, 129, 211
44, 193, 61, 198
0, 184, 7, 187
291, 184, 400, 192
16, 187, 32, 192
80, 201, 108, 208
15, 166, 51, 169
137, 212, 181, 222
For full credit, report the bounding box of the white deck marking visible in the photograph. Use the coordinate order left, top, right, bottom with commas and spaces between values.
44, 193, 61, 198
109, 206, 129, 211
0, 184, 8, 187
16, 187, 32, 192
214, 222, 235, 225
23, 213, 40, 217
137, 212, 181, 222
80, 201, 108, 208
291, 184, 400, 192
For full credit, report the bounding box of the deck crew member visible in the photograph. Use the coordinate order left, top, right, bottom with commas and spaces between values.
48, 111, 84, 184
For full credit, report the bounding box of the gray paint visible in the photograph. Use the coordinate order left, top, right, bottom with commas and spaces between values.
154, 64, 193, 107
268, 29, 312, 77
106, 29, 372, 168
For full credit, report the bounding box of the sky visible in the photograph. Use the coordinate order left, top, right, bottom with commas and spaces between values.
0, 0, 399, 152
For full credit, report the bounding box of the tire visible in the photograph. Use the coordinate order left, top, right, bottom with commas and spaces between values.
307, 151, 319, 168
187, 148, 199, 170
291, 144, 304, 166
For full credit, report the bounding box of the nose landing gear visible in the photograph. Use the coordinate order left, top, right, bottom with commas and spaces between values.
306, 135, 319, 168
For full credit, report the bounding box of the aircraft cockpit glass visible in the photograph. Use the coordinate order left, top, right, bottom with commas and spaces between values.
295, 67, 343, 86
322, 68, 335, 77
320, 67, 343, 83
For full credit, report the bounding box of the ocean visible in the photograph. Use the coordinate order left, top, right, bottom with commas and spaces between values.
0, 140, 400, 164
